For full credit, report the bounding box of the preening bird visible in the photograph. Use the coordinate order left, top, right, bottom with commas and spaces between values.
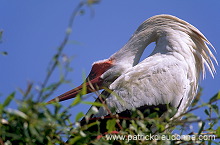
48, 14, 217, 131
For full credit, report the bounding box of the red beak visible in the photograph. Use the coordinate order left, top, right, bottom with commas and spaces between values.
47, 74, 103, 103
47, 59, 113, 103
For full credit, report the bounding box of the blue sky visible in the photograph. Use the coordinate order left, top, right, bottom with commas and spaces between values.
0, 0, 220, 131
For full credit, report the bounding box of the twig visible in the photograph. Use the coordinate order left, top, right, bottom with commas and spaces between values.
87, 82, 123, 130
37, 1, 85, 101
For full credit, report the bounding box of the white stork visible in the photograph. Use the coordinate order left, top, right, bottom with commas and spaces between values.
48, 14, 217, 131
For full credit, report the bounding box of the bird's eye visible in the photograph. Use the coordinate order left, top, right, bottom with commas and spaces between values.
90, 72, 96, 78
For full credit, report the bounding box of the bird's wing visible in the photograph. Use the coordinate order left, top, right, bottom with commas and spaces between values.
93, 55, 193, 118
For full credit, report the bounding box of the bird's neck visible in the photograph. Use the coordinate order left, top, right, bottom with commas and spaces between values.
111, 28, 195, 68
111, 29, 156, 67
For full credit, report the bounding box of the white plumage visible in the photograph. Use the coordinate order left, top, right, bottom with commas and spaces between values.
49, 14, 217, 123
91, 14, 217, 118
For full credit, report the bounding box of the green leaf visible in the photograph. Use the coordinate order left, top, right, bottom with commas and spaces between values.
54, 102, 62, 115
106, 119, 116, 132
81, 81, 87, 95
216, 126, 220, 138
68, 136, 82, 144
0, 51, 8, 56
75, 112, 84, 122
7, 108, 28, 119
157, 123, 165, 132
198, 121, 205, 135
86, 121, 99, 129
204, 109, 210, 116
71, 95, 81, 106
148, 112, 159, 118
3, 92, 15, 108
87, 0, 100, 5
210, 104, 219, 115
81, 101, 103, 107
136, 120, 146, 129
209, 92, 220, 104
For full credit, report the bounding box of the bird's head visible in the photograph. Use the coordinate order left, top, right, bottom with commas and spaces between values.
47, 58, 125, 103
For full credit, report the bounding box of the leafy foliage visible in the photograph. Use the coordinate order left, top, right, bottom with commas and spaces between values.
1, 91, 220, 144
1, 0, 219, 144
